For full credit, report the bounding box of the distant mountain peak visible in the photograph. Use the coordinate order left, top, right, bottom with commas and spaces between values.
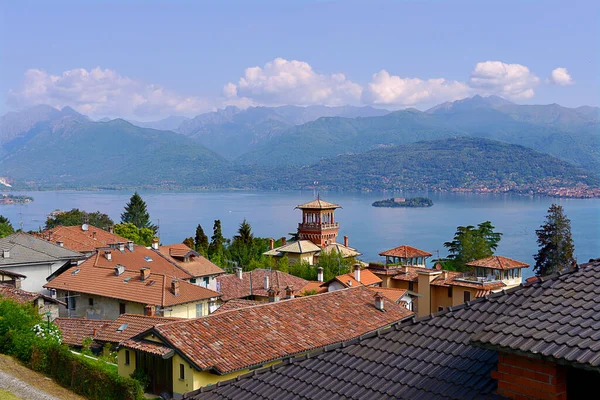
426, 95, 514, 114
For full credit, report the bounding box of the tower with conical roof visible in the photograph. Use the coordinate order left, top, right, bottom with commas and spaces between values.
295, 196, 341, 247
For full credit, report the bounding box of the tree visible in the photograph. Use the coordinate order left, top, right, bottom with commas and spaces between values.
44, 209, 114, 230
121, 192, 154, 231
233, 219, 254, 246
113, 223, 154, 246
183, 237, 195, 249
194, 224, 209, 254
0, 216, 14, 238
444, 221, 503, 270
208, 220, 225, 259
533, 204, 575, 276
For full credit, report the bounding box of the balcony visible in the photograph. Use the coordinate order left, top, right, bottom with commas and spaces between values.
454, 272, 504, 285
298, 222, 339, 231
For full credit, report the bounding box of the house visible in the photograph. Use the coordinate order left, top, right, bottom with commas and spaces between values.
44, 248, 221, 320
37, 224, 128, 256
154, 243, 224, 291
184, 260, 600, 400
0, 232, 84, 294
0, 284, 65, 321
117, 285, 414, 398
54, 318, 111, 348
216, 268, 308, 302
264, 197, 360, 266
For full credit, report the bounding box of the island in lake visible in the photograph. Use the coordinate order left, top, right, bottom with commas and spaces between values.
0, 194, 33, 204
372, 197, 433, 208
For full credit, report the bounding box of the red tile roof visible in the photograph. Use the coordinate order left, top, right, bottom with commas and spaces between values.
54, 318, 111, 346
298, 281, 328, 295
368, 287, 408, 303
379, 245, 432, 258
389, 266, 431, 282
0, 284, 64, 306
134, 286, 413, 374
157, 244, 225, 277
217, 269, 308, 301
36, 225, 128, 253
295, 198, 341, 210
331, 269, 382, 288
94, 314, 180, 343
121, 339, 174, 357
465, 256, 529, 270
211, 299, 261, 315
45, 257, 220, 308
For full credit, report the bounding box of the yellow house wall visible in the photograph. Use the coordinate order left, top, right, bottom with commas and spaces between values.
451, 287, 477, 307
165, 300, 209, 319
117, 348, 136, 378
430, 286, 453, 313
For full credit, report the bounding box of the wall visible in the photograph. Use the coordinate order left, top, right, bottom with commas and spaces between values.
430, 286, 453, 313
327, 281, 346, 292
165, 300, 210, 319
451, 287, 477, 307
55, 290, 144, 320
36, 298, 60, 321
117, 347, 136, 378
4, 261, 67, 294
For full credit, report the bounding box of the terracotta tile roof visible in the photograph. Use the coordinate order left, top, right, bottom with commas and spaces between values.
94, 314, 180, 343
389, 265, 431, 282
318, 242, 361, 258
450, 280, 506, 290
298, 281, 328, 295
465, 256, 529, 270
141, 286, 413, 374
295, 198, 341, 210
368, 287, 408, 303
36, 225, 128, 253
121, 339, 174, 357
93, 246, 192, 280
54, 318, 111, 346
45, 257, 220, 308
263, 240, 321, 256
379, 245, 432, 258
157, 244, 225, 277
331, 269, 382, 288
211, 299, 261, 315
0, 284, 64, 306
216, 269, 309, 301
429, 271, 464, 287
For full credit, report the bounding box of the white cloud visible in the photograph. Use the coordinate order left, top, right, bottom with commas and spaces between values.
549, 67, 574, 86
363, 70, 471, 106
8, 67, 211, 118
224, 58, 362, 106
468, 61, 540, 99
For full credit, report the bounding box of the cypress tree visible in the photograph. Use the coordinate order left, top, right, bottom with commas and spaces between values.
194, 224, 209, 254
208, 220, 225, 258
533, 204, 575, 276
121, 192, 153, 230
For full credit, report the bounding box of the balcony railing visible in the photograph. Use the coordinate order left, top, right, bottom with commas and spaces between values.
298, 222, 339, 231
454, 272, 503, 284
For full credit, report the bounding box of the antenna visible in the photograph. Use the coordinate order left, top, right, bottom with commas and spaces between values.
19, 204, 24, 231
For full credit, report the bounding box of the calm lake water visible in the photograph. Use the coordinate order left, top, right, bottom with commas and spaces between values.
3, 190, 599, 279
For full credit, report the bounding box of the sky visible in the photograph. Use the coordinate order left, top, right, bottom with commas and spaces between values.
0, 0, 597, 120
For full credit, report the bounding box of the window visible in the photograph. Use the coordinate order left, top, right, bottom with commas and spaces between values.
196, 303, 203, 318
119, 303, 126, 315
408, 282, 414, 291
190, 278, 197, 284
448, 286, 453, 298
504, 270, 509, 279
125, 350, 130, 365
463, 291, 471, 303
88, 298, 94, 306
179, 363, 185, 380
203, 277, 210, 287
68, 296, 76, 310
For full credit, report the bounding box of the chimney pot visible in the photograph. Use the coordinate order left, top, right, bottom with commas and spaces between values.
171, 279, 180, 296
353, 264, 361, 283
281, 237, 287, 246
344, 236, 348, 247
92, 231, 97, 240
93, 328, 97, 336
140, 267, 150, 281
317, 267, 324, 283
108, 226, 114, 234
268, 287, 280, 302
118, 243, 125, 252
270, 238, 275, 250
57, 241, 64, 247
144, 305, 155, 317
236, 267, 243, 279
104, 251, 112, 261
127, 241, 134, 252
114, 264, 125, 276
285, 285, 294, 299
374, 292, 385, 311
2, 249, 9, 259
151, 238, 159, 250
264, 275, 270, 290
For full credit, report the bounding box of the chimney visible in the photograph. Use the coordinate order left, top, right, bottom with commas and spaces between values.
127, 241, 134, 252
443, 270, 448, 280
353, 264, 361, 283
140, 267, 150, 281
344, 235, 348, 247
118, 242, 125, 252
108, 226, 114, 234
171, 280, 180, 296
144, 305, 156, 317
374, 292, 385, 311
347, 280, 353, 286
268, 287, 280, 302
92, 231, 97, 240
2, 249, 9, 259
270, 238, 275, 250
57, 241, 64, 247
285, 285, 294, 300
281, 237, 287, 246
104, 251, 112, 261
264, 275, 270, 290
403, 265, 408, 274
151, 238, 159, 250
93, 329, 98, 337
236, 267, 243, 279
114, 265, 125, 276
317, 267, 324, 283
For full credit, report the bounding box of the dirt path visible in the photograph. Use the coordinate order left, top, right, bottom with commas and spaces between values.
0, 354, 86, 400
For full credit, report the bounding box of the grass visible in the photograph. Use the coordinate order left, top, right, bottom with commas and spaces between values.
0, 388, 21, 399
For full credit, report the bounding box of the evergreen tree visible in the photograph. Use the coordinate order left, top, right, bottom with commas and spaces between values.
208, 220, 225, 258
444, 221, 502, 270
183, 237, 195, 249
534, 204, 575, 276
234, 219, 254, 246
0, 216, 14, 238
121, 192, 154, 231
194, 224, 209, 254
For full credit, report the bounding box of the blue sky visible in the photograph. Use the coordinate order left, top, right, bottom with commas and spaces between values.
1, 0, 597, 119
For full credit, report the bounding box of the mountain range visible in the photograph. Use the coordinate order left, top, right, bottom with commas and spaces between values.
0, 96, 598, 194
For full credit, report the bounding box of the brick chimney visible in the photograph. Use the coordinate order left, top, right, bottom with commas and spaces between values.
57, 241, 64, 247
140, 267, 150, 281
127, 241, 134, 252
236, 267, 243, 279
285, 285, 294, 299
268, 287, 280, 302
353, 264, 361, 283
374, 292, 385, 311
344, 235, 348, 247
171, 279, 180, 296
151, 238, 159, 250
270, 238, 275, 250
114, 265, 125, 276
264, 275, 270, 290
108, 226, 114, 234
104, 250, 112, 261
317, 267, 324, 283
281, 237, 287, 246
144, 305, 156, 317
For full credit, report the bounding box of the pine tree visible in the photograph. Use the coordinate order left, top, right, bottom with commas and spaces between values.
208, 220, 225, 258
534, 204, 575, 276
234, 219, 254, 246
194, 224, 209, 254
183, 237, 195, 249
121, 192, 154, 230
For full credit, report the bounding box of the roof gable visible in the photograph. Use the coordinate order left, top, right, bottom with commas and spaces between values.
379, 245, 432, 258
0, 232, 83, 266
37, 225, 128, 253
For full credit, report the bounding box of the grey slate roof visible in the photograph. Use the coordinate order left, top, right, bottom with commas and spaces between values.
472, 259, 600, 370
185, 263, 600, 400
0, 232, 84, 266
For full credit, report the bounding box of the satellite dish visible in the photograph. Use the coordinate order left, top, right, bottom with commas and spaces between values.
82, 223, 89, 231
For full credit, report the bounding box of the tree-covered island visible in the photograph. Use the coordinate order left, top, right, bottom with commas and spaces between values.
372, 197, 433, 208
0, 194, 33, 204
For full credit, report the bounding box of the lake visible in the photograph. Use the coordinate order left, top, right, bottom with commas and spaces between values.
2, 190, 599, 279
